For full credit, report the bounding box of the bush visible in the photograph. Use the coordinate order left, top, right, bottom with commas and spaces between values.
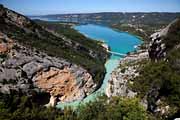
77, 96, 148, 120
0, 94, 149, 120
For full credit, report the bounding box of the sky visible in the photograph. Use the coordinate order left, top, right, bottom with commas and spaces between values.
0, 0, 180, 15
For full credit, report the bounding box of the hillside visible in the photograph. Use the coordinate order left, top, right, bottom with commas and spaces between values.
0, 4, 108, 105
106, 18, 180, 119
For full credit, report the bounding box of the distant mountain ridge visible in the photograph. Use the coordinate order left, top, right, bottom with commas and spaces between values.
31, 12, 180, 25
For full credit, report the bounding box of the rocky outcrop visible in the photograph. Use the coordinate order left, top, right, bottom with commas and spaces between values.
0, 32, 96, 106
0, 32, 13, 54
33, 66, 95, 103
106, 50, 149, 98
149, 32, 166, 61
149, 18, 180, 61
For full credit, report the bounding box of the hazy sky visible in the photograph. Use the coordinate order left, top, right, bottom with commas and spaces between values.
0, 0, 180, 15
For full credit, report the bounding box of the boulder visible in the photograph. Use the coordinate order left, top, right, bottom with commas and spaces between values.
23, 61, 43, 79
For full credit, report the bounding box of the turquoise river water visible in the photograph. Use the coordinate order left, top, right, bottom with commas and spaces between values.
56, 24, 142, 108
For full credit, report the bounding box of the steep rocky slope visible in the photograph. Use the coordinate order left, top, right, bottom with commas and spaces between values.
0, 5, 108, 106
0, 34, 96, 103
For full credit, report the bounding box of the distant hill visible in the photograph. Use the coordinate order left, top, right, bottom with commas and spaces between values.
32, 12, 180, 25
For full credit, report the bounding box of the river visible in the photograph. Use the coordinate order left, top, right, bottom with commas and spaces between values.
56, 24, 142, 109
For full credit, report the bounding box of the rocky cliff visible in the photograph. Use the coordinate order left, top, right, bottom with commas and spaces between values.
0, 5, 108, 106
149, 18, 180, 61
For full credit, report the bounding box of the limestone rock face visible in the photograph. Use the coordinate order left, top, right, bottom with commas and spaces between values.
149, 33, 166, 60
0, 5, 31, 30
0, 32, 96, 104
0, 32, 13, 54
106, 50, 148, 98
149, 18, 180, 61
33, 67, 94, 103
45, 96, 57, 107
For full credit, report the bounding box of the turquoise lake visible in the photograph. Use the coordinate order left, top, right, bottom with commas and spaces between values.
56, 24, 142, 108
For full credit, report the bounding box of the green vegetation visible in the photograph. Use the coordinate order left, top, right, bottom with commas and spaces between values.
130, 48, 180, 118
112, 23, 148, 41
0, 93, 149, 120
0, 53, 7, 61
112, 23, 167, 42
77, 96, 148, 120
0, 79, 17, 85
0, 93, 60, 120
35, 20, 103, 50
